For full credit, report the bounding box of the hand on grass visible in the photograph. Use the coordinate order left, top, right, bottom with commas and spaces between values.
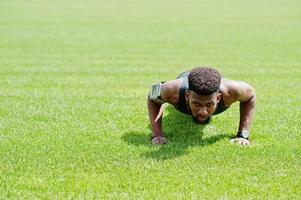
230, 137, 251, 146
151, 136, 168, 145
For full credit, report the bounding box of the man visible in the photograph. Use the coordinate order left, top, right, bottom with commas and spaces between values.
147, 66, 256, 146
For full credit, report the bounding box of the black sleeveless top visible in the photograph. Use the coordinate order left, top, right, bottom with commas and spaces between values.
174, 72, 229, 115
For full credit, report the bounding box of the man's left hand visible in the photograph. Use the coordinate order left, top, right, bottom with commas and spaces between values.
151, 136, 168, 145
230, 137, 251, 146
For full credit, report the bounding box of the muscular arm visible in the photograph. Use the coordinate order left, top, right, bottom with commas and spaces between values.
147, 80, 180, 138
147, 95, 163, 137
238, 86, 256, 132
224, 80, 256, 134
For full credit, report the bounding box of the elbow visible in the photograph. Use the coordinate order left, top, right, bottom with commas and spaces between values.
250, 87, 256, 101
242, 86, 256, 105
249, 87, 256, 107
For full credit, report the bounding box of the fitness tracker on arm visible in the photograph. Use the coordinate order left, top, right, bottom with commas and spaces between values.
150, 82, 165, 104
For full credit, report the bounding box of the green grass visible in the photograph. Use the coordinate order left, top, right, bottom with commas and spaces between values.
1, 0, 301, 199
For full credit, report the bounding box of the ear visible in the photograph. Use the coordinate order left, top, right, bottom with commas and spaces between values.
185, 90, 190, 102
216, 92, 222, 103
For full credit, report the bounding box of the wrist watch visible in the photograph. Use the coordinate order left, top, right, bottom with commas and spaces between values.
237, 130, 249, 140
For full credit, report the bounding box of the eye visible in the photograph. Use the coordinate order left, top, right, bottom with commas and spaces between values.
206, 103, 212, 107
194, 103, 201, 107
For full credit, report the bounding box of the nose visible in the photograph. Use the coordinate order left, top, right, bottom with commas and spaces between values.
198, 107, 208, 116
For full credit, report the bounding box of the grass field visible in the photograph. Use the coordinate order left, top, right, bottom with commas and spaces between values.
1, 0, 301, 199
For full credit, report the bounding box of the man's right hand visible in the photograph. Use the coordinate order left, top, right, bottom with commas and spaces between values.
151, 136, 168, 145
230, 137, 251, 146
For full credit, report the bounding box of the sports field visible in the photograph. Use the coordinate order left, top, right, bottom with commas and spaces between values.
1, 0, 301, 199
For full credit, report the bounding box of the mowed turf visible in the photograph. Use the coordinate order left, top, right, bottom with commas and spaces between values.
0, 0, 301, 198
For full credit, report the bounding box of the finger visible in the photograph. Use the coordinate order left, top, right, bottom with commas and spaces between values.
151, 138, 160, 144
153, 140, 162, 145
152, 137, 166, 145
241, 139, 250, 146
239, 139, 246, 145
230, 139, 237, 144
234, 138, 240, 143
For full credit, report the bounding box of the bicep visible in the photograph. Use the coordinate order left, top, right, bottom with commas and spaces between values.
160, 81, 179, 105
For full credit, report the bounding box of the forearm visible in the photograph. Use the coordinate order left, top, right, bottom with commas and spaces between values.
147, 95, 163, 137
239, 94, 256, 132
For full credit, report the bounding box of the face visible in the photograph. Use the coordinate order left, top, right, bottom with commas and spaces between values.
185, 90, 221, 124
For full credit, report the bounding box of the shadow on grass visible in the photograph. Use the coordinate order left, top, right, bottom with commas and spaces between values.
122, 106, 228, 161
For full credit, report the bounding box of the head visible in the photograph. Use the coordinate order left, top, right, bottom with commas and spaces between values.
185, 67, 222, 124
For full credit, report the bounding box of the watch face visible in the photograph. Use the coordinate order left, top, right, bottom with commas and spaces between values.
241, 130, 249, 139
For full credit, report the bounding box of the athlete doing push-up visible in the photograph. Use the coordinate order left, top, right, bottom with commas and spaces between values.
147, 67, 256, 145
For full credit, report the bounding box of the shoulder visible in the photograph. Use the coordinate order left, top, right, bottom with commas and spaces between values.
160, 79, 183, 105
220, 78, 256, 106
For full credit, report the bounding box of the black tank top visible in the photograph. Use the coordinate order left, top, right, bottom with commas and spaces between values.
174, 72, 229, 115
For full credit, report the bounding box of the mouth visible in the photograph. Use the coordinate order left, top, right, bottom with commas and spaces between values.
193, 116, 211, 124
197, 115, 208, 121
